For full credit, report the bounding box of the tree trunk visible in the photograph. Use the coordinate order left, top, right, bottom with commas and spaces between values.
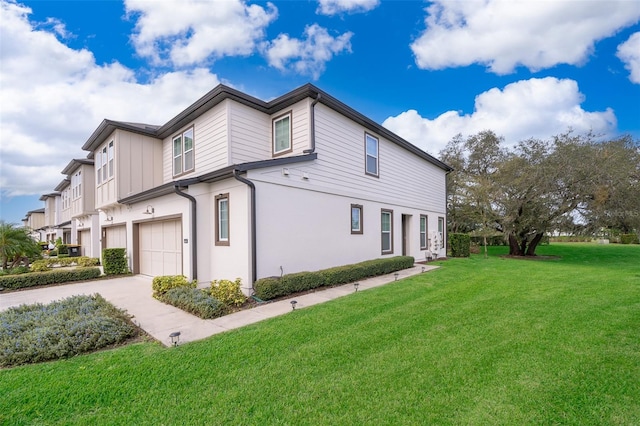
526, 233, 544, 256
508, 234, 522, 256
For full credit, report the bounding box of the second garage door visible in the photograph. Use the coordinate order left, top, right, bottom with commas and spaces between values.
139, 219, 182, 276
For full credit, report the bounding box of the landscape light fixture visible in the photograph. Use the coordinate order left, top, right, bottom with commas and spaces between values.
291, 300, 297, 311
394, 273, 399, 281
421, 266, 426, 273
354, 282, 359, 292
169, 331, 181, 347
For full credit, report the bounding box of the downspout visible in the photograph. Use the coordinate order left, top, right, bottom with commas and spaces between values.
303, 93, 321, 154
233, 169, 257, 286
174, 184, 197, 281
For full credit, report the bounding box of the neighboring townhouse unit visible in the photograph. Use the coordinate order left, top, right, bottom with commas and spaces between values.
54, 179, 72, 243
81, 84, 451, 294
39, 192, 62, 243
61, 158, 100, 258
22, 208, 45, 241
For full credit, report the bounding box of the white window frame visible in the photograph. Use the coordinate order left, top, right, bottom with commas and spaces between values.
101, 146, 107, 182
365, 133, 379, 177
420, 215, 428, 250
351, 204, 363, 235
173, 127, 195, 176
108, 141, 114, 178
96, 150, 102, 185
381, 209, 393, 254
272, 112, 292, 156
215, 193, 230, 246
438, 217, 445, 249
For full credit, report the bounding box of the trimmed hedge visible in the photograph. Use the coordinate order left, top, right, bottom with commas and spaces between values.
0, 267, 102, 290
620, 234, 639, 244
0, 294, 136, 367
30, 256, 99, 272
152, 275, 194, 298
450, 233, 470, 257
102, 248, 129, 275
254, 256, 415, 301
158, 287, 226, 319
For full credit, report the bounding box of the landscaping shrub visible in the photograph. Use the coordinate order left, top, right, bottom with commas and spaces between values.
0, 266, 31, 276
30, 256, 99, 271
0, 294, 136, 367
102, 248, 129, 275
0, 268, 102, 290
209, 278, 246, 307
152, 275, 194, 298
450, 233, 471, 257
57, 244, 68, 255
254, 256, 415, 301
158, 287, 226, 319
620, 234, 639, 244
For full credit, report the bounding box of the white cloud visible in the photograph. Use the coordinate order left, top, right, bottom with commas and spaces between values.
617, 32, 640, 84
263, 24, 353, 80
411, 0, 640, 74
382, 78, 617, 155
0, 1, 221, 197
316, 0, 379, 16
125, 0, 277, 66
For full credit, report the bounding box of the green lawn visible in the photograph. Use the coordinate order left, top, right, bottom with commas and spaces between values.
2, 243, 639, 425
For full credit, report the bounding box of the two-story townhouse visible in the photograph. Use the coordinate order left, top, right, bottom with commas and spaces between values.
81, 84, 451, 295
61, 158, 100, 257
39, 192, 62, 243
22, 208, 45, 241
54, 179, 72, 243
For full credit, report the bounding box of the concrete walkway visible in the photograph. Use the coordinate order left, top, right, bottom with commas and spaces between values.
0, 264, 438, 347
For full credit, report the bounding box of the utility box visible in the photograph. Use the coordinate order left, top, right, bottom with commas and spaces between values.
68, 245, 81, 257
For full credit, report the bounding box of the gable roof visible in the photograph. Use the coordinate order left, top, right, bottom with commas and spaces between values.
81, 84, 452, 172
61, 158, 94, 175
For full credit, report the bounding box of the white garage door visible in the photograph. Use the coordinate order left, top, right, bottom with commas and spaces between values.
139, 220, 182, 276
78, 230, 91, 257
104, 225, 127, 249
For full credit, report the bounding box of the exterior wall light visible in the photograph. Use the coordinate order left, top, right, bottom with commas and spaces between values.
143, 205, 154, 215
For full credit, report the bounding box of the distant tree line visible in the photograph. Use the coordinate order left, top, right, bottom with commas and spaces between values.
439, 130, 640, 256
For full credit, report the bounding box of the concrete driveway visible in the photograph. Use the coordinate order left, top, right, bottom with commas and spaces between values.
0, 264, 438, 346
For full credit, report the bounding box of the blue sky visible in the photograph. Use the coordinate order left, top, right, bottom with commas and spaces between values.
1, 0, 639, 225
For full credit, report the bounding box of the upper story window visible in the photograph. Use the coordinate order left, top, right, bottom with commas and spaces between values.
101, 146, 107, 182
108, 141, 114, 178
420, 215, 428, 250
273, 112, 292, 156
96, 140, 114, 186
72, 170, 82, 200
173, 127, 195, 176
96, 151, 102, 185
351, 204, 363, 235
365, 133, 379, 177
